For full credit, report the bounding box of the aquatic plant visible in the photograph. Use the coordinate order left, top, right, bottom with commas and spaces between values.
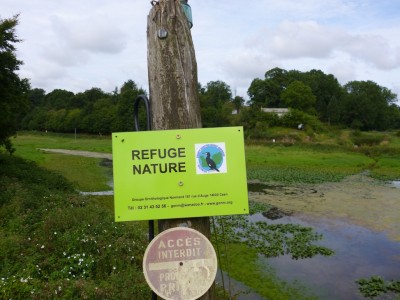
356, 276, 400, 299
212, 202, 334, 260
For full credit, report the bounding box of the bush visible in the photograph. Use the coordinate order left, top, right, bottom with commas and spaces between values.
351, 131, 387, 146
279, 109, 326, 132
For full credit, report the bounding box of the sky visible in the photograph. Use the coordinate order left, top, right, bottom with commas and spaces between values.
2, 0, 400, 102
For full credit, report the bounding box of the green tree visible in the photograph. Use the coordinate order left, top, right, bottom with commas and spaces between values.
44, 89, 74, 109
199, 80, 232, 127
21, 88, 46, 129
281, 80, 316, 115
27, 88, 46, 107
247, 78, 268, 107
47, 109, 68, 132
342, 81, 398, 130
248, 68, 291, 108
232, 95, 245, 114
87, 98, 117, 134
113, 80, 147, 132
64, 108, 83, 132
326, 95, 341, 125
301, 70, 344, 122
0, 15, 29, 153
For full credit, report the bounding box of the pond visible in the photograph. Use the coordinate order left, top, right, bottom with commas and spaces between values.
245, 177, 400, 299
213, 209, 400, 299
249, 212, 400, 299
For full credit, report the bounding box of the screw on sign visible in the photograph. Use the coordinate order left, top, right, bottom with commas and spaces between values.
143, 227, 217, 300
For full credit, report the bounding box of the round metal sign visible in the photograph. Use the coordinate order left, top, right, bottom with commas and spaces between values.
143, 227, 217, 300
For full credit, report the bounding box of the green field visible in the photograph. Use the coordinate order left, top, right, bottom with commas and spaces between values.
13, 132, 112, 191
12, 131, 400, 190
2, 130, 399, 299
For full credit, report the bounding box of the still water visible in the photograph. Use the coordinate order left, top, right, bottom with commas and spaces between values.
250, 213, 400, 299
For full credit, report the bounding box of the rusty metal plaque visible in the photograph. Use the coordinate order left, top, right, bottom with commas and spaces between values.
143, 227, 217, 300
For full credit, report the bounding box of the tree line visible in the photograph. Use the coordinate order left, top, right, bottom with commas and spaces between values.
246, 68, 400, 131
21, 71, 400, 134
2, 15, 400, 152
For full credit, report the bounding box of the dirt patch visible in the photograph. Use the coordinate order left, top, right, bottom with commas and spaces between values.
249, 174, 400, 241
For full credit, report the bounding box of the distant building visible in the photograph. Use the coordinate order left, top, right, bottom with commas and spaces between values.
261, 107, 289, 117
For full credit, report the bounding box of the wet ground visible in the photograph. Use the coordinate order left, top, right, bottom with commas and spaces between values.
249, 173, 400, 241
249, 177, 400, 299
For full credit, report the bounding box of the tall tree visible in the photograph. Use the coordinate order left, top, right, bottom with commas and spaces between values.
247, 78, 268, 107
199, 80, 232, 127
232, 95, 245, 113
44, 89, 74, 109
302, 70, 343, 122
281, 80, 317, 115
113, 80, 146, 132
248, 67, 292, 108
0, 15, 29, 153
342, 80, 397, 130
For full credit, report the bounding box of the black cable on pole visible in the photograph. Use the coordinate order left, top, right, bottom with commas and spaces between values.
133, 94, 157, 300
134, 94, 152, 132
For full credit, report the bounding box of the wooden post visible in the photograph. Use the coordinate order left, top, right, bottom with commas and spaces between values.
147, 1, 214, 299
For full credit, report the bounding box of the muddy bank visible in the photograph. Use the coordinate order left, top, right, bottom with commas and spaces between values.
249, 173, 400, 241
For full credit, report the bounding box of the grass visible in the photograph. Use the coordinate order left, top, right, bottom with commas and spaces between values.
245, 144, 376, 183
0, 154, 150, 299
12, 132, 112, 191
14, 131, 400, 189
37, 153, 111, 191
14, 131, 112, 155
371, 156, 400, 180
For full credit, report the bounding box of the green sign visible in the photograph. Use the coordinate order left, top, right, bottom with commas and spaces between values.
112, 127, 248, 222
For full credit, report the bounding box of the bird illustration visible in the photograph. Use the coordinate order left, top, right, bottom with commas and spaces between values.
204, 152, 219, 172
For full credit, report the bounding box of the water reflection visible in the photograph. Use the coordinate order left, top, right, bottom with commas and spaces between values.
250, 213, 400, 300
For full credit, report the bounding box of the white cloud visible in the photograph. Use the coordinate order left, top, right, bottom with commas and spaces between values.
1, 0, 400, 102
343, 33, 400, 70
51, 15, 127, 54
268, 21, 345, 59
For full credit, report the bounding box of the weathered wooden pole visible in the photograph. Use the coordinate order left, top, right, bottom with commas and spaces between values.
147, 1, 214, 299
